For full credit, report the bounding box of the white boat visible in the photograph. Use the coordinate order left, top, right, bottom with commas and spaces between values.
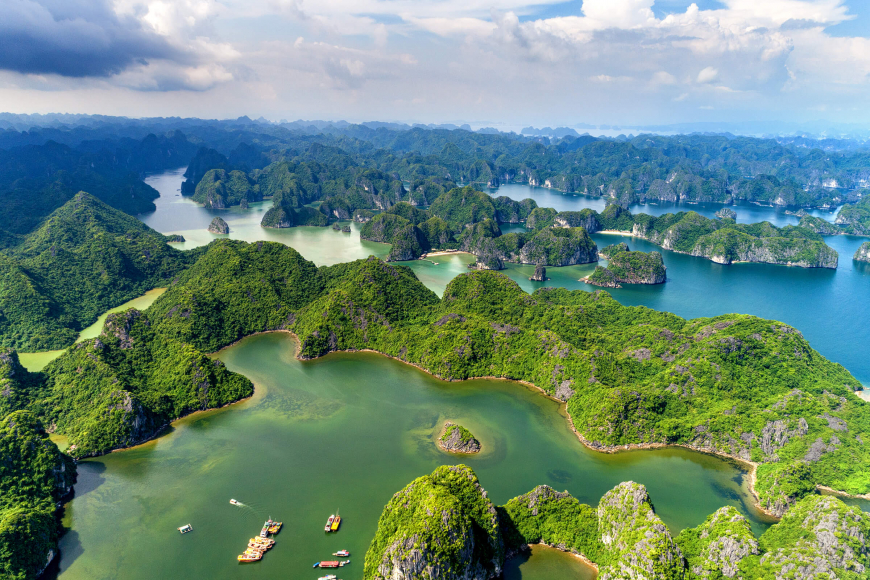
229, 499, 242, 506
178, 524, 192, 534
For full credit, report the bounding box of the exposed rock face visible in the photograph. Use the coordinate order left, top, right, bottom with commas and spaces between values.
798, 215, 840, 235
677, 506, 758, 579
755, 495, 870, 580
529, 265, 546, 281
364, 465, 503, 580
586, 266, 620, 288
854, 241, 870, 262
207, 216, 229, 234
598, 242, 630, 259
597, 482, 684, 580
342, 225, 351, 233
606, 250, 667, 284
354, 209, 375, 223
715, 208, 737, 220
438, 421, 481, 454
518, 227, 598, 266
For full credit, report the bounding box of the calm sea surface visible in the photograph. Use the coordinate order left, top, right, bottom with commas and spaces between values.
48, 170, 869, 580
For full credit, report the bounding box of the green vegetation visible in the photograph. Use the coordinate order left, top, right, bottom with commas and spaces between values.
438, 422, 481, 453
193, 169, 261, 209
363, 465, 502, 580
834, 196, 870, 235
428, 186, 497, 229
854, 241, 870, 262
676, 506, 758, 579
285, 262, 868, 506
371, 465, 870, 580
586, 266, 620, 288
598, 242, 629, 259
597, 249, 667, 285
0, 410, 76, 580
0, 192, 196, 351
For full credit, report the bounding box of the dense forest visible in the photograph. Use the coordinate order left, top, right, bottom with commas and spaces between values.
363, 464, 870, 580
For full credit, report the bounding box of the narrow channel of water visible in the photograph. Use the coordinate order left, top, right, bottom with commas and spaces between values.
54, 332, 771, 580
17, 288, 167, 372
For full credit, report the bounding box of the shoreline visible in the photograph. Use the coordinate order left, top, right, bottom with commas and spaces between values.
511, 543, 600, 573
420, 250, 472, 258
74, 330, 868, 518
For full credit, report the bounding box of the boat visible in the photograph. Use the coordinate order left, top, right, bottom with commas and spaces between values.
238, 552, 262, 562
177, 524, 193, 534
229, 499, 242, 506
247, 542, 269, 551
317, 561, 340, 568
318, 576, 338, 580
330, 514, 341, 532
333, 550, 350, 557
267, 521, 282, 534
260, 519, 274, 538
324, 514, 335, 532
249, 537, 274, 546
339, 560, 350, 567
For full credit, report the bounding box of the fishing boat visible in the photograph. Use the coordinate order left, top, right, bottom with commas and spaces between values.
267, 521, 283, 534
324, 514, 335, 532
316, 561, 340, 568
339, 560, 350, 567
249, 537, 274, 546
333, 550, 350, 557
229, 499, 242, 506
238, 551, 262, 563
247, 542, 269, 551
260, 519, 274, 538
177, 524, 193, 534
330, 513, 341, 532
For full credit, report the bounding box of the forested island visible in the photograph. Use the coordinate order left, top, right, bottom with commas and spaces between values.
2, 115, 870, 579
363, 464, 869, 580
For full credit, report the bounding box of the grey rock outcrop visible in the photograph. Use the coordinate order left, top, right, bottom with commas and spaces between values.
207, 216, 229, 234
854, 241, 870, 262
438, 421, 481, 454
529, 265, 546, 281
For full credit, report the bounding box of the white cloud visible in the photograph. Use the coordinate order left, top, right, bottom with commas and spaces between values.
697, 66, 719, 83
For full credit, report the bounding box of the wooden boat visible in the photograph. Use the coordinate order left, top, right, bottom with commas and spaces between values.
247, 542, 269, 551
260, 519, 273, 538
324, 514, 335, 532
333, 550, 350, 557
267, 521, 282, 534
177, 524, 192, 534
317, 561, 340, 568
249, 537, 274, 546
330, 514, 341, 532
238, 552, 262, 562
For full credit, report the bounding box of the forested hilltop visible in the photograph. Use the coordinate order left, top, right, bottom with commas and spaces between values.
364, 464, 870, 580
3, 241, 864, 514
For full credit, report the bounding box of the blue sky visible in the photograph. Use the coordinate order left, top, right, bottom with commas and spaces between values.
1, 0, 869, 130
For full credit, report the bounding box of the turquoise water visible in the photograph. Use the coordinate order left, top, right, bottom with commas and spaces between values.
140, 171, 870, 385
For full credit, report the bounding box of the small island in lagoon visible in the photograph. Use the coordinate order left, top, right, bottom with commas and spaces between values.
438, 421, 481, 454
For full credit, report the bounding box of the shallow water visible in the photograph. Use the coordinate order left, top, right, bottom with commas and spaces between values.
55, 333, 772, 580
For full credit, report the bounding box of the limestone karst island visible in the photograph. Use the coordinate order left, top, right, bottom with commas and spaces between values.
2, 1, 870, 579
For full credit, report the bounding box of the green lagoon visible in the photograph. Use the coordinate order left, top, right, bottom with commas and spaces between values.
53, 332, 771, 580
47, 169, 870, 579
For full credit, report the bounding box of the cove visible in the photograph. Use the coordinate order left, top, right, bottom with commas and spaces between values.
53, 332, 771, 580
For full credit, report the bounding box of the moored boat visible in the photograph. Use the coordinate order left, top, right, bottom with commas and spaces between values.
330, 514, 341, 532
317, 576, 337, 580
238, 552, 262, 562
317, 561, 340, 568
249, 537, 274, 546
333, 550, 350, 557
339, 560, 350, 567
267, 521, 282, 534
177, 524, 192, 534
260, 519, 273, 538
324, 514, 335, 532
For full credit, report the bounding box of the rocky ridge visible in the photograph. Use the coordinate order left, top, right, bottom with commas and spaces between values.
438, 421, 481, 454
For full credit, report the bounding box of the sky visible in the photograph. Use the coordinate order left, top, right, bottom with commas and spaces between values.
1, 0, 869, 129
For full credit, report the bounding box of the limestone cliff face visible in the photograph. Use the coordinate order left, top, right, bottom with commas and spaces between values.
715, 208, 737, 220
207, 216, 229, 234
438, 421, 481, 454
597, 482, 685, 580
364, 465, 503, 580
529, 265, 546, 281
753, 495, 870, 580
676, 506, 758, 579
854, 241, 870, 262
